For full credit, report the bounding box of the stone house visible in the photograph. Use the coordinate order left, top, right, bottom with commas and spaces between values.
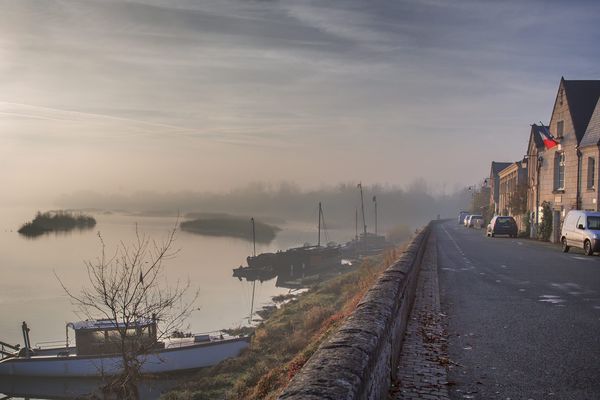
532, 78, 600, 241
497, 161, 528, 230
578, 98, 600, 210
524, 124, 547, 237
489, 161, 512, 215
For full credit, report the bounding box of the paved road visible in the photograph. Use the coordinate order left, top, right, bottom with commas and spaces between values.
437, 221, 600, 400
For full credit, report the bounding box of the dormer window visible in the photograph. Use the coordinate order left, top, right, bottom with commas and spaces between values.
556, 120, 564, 138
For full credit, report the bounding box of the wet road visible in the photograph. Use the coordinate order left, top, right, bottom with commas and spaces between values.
437, 221, 600, 400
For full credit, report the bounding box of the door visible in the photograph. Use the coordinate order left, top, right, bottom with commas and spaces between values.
571, 215, 585, 248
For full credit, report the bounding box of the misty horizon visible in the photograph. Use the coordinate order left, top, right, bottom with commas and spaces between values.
51, 180, 472, 232
3, 0, 599, 206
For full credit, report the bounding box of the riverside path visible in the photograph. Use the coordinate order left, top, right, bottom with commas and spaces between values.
437, 220, 600, 399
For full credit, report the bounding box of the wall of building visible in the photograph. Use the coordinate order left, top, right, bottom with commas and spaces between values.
580, 146, 599, 210
538, 83, 579, 225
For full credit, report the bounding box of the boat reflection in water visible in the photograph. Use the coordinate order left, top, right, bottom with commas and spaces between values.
0, 374, 181, 399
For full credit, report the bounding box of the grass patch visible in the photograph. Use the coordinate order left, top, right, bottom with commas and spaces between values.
162, 245, 405, 400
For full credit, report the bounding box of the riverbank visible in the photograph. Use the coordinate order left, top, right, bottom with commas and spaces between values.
162, 244, 406, 400
180, 214, 280, 243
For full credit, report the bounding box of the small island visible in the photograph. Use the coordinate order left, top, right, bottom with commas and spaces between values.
18, 211, 97, 237
180, 214, 280, 243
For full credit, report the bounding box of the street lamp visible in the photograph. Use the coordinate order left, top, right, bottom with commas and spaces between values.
467, 179, 489, 214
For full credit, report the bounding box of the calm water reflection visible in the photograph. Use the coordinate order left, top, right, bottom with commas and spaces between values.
0, 206, 352, 398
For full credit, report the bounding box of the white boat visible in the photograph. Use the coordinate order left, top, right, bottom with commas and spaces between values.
0, 319, 250, 377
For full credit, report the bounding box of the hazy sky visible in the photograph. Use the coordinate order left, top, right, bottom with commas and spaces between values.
2, 0, 599, 204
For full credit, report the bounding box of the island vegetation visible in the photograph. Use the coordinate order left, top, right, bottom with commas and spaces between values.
163, 245, 403, 400
18, 210, 96, 237
180, 214, 280, 243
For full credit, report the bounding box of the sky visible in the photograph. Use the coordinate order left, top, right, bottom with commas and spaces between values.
1, 0, 600, 205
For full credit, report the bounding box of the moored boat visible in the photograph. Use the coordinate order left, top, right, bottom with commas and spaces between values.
0, 319, 250, 378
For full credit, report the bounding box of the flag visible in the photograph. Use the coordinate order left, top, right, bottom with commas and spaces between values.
539, 125, 558, 150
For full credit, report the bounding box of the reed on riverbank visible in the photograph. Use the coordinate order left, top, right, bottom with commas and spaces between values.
162, 244, 405, 400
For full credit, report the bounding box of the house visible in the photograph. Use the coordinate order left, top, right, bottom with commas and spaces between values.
497, 161, 528, 230
534, 78, 600, 241
578, 98, 600, 210
524, 124, 548, 237
489, 161, 512, 215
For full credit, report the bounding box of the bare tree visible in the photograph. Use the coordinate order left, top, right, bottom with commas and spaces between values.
56, 222, 198, 399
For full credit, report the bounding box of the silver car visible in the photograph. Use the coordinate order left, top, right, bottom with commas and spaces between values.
561, 210, 600, 255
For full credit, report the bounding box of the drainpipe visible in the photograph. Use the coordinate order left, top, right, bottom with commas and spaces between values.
536, 156, 543, 228
576, 148, 582, 210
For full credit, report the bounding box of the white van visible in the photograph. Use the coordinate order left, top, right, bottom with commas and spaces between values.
560, 210, 600, 255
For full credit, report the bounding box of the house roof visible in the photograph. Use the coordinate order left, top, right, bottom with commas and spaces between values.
562, 78, 600, 142
490, 161, 512, 176
498, 161, 526, 178
579, 98, 600, 147
530, 124, 547, 149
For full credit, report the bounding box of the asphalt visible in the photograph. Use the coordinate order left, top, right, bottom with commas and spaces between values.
437, 220, 600, 400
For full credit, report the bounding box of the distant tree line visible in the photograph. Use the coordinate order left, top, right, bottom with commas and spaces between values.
57, 181, 471, 233
18, 210, 96, 237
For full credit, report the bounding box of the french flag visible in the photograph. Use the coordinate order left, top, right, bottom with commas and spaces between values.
539, 125, 559, 150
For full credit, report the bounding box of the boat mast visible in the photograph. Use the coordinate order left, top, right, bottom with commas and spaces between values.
373, 195, 378, 235
358, 183, 367, 236
249, 218, 256, 324
251, 217, 256, 257
318, 202, 322, 247
355, 208, 358, 240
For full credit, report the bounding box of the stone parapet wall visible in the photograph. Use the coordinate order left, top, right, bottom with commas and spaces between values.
278, 223, 432, 400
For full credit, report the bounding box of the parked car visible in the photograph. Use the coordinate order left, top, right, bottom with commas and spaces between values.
468, 215, 484, 229
464, 215, 472, 227
458, 211, 470, 225
560, 210, 600, 255
487, 216, 518, 237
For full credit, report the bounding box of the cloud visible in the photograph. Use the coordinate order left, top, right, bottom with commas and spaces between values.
1, 0, 599, 201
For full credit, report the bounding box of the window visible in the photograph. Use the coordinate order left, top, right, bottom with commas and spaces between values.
556, 120, 564, 138
588, 157, 595, 190
588, 216, 600, 230
554, 152, 565, 190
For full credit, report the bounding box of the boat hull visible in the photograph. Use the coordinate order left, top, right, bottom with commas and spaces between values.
0, 337, 249, 377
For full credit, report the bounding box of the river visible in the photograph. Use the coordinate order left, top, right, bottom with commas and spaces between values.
0, 206, 351, 348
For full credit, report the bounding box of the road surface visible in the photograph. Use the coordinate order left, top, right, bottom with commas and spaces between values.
437, 220, 600, 400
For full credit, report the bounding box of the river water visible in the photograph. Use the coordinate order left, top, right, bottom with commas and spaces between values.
0, 207, 351, 347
